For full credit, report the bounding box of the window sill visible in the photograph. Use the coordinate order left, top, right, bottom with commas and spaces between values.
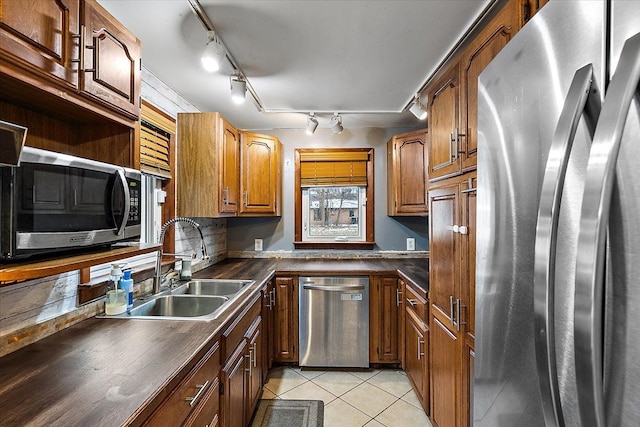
293, 241, 376, 250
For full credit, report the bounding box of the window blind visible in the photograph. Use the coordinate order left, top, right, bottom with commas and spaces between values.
299, 150, 369, 187
139, 103, 174, 179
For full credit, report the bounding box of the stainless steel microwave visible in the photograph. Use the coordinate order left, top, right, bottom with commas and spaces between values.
0, 147, 141, 259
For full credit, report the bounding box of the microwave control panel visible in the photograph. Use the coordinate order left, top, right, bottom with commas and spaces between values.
128, 182, 140, 223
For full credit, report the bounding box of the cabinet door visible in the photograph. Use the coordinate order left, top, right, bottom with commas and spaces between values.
370, 276, 400, 363
460, 3, 517, 171
428, 63, 461, 181
245, 316, 263, 421
462, 341, 475, 427
219, 118, 239, 215
430, 316, 460, 427
405, 307, 429, 414
261, 281, 275, 382
240, 132, 280, 216
81, 0, 141, 119
428, 183, 459, 325
222, 344, 246, 427
273, 277, 298, 362
388, 129, 429, 215
0, 0, 80, 88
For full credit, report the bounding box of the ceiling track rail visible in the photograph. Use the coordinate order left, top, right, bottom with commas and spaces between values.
187, 0, 266, 112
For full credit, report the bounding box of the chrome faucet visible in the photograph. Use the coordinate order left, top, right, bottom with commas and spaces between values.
153, 217, 210, 294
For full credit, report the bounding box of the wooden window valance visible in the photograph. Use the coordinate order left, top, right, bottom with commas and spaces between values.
139, 104, 174, 179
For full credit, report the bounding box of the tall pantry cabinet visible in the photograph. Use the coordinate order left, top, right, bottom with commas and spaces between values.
426, 0, 521, 425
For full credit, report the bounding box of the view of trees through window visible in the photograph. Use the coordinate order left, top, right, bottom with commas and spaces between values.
308, 186, 360, 237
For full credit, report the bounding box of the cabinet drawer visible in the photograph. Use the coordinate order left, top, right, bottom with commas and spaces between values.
405, 282, 428, 322
222, 294, 261, 360
185, 377, 220, 427
144, 342, 221, 426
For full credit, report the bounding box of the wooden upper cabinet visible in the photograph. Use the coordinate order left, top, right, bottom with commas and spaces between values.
0, 0, 80, 88
177, 112, 239, 218
220, 118, 240, 215
428, 63, 461, 181
239, 132, 282, 216
460, 0, 518, 171
387, 129, 429, 216
81, 0, 141, 119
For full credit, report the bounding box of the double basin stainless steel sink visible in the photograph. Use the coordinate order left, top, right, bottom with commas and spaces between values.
107, 279, 254, 321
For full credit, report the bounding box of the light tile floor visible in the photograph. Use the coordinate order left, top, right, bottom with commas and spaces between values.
263, 367, 433, 427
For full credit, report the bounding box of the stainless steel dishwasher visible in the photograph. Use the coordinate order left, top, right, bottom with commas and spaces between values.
299, 276, 369, 367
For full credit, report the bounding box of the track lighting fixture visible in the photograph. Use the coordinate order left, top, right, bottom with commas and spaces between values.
409, 94, 427, 120
201, 30, 225, 72
329, 113, 343, 134
306, 113, 318, 135
230, 75, 247, 104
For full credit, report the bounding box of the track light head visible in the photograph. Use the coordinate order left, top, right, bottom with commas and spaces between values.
409, 95, 427, 120
230, 75, 247, 104
329, 114, 343, 134
306, 113, 318, 135
201, 31, 225, 72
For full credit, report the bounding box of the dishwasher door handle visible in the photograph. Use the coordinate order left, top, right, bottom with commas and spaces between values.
303, 284, 366, 292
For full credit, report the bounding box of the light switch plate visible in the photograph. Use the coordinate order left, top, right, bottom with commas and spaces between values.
406, 237, 415, 251
255, 238, 263, 251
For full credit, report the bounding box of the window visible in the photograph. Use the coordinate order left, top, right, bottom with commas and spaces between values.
294, 148, 374, 249
302, 186, 367, 242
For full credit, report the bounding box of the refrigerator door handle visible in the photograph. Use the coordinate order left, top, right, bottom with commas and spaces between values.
533, 63, 601, 427
575, 33, 640, 427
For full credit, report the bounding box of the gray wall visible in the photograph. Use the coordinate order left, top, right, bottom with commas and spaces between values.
227, 126, 429, 252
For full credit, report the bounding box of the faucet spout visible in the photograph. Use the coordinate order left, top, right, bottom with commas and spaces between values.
153, 217, 209, 294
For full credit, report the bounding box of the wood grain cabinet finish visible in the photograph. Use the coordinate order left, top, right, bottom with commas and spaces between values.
459, 1, 518, 171
370, 275, 401, 363
143, 342, 221, 427
239, 132, 282, 216
387, 129, 429, 216
428, 171, 476, 427
430, 316, 460, 427
0, 0, 80, 88
80, 0, 141, 119
245, 316, 264, 423
261, 279, 276, 380
0, 0, 141, 121
520, 0, 549, 26
222, 342, 247, 427
177, 112, 240, 218
427, 63, 461, 182
405, 305, 429, 415
273, 276, 298, 362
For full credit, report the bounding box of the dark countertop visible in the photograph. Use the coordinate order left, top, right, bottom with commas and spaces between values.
0, 257, 427, 426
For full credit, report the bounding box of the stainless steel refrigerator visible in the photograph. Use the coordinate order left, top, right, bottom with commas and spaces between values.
475, 0, 640, 426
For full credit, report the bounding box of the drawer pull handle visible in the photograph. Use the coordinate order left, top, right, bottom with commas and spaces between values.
406, 298, 418, 307
396, 288, 402, 307
186, 380, 209, 407
418, 337, 425, 360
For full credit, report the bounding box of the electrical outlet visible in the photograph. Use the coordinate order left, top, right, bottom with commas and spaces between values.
255, 238, 263, 251
406, 237, 416, 251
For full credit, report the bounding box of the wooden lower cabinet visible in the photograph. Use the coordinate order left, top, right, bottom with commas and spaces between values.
261, 279, 275, 380
273, 276, 298, 362
220, 295, 263, 427
143, 342, 221, 426
222, 343, 246, 427
430, 315, 461, 427
405, 307, 429, 414
370, 276, 401, 363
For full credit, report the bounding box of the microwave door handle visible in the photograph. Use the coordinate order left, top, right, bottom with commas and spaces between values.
575, 33, 640, 427
114, 169, 130, 236
533, 64, 601, 427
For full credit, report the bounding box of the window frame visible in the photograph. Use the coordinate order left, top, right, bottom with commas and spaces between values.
294, 148, 375, 250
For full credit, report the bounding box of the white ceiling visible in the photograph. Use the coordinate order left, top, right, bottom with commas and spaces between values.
98, 0, 492, 130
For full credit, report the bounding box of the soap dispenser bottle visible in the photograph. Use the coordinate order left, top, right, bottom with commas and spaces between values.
120, 270, 134, 313
105, 264, 126, 315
